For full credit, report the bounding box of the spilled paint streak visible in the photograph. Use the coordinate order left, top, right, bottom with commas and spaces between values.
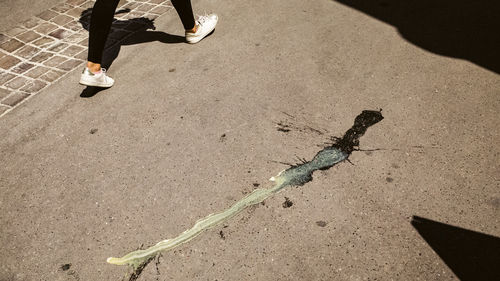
107, 110, 383, 269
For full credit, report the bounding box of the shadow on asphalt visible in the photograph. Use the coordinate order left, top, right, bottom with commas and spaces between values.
78, 8, 185, 98
411, 216, 500, 281
334, 0, 500, 74
80, 86, 107, 98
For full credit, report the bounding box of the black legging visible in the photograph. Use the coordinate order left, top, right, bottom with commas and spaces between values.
88, 0, 195, 64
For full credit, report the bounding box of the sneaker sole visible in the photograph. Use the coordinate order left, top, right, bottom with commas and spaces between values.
186, 28, 216, 44
79, 78, 114, 88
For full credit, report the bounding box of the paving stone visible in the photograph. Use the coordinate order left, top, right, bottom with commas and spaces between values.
48, 42, 69, 52
67, 0, 87, 5
40, 70, 65, 83
37, 9, 59, 21
143, 13, 159, 20
1, 92, 30, 106
16, 31, 42, 44
67, 0, 87, 6
22, 18, 42, 29
20, 80, 47, 93
0, 88, 11, 99
25, 66, 52, 79
31, 52, 54, 63
0, 73, 15, 84
43, 56, 67, 67
136, 3, 157, 12
0, 34, 9, 44
78, 38, 89, 47
0, 105, 10, 115
121, 2, 142, 11
56, 59, 83, 71
11, 63, 35, 74
49, 29, 73, 40
34, 22, 59, 34
5, 76, 29, 90
150, 5, 171, 14
0, 55, 21, 70
66, 7, 85, 18
32, 36, 55, 48
6, 27, 26, 37
118, 0, 128, 6
61, 45, 85, 57
51, 4, 73, 14
64, 21, 84, 32
51, 14, 74, 26
149, 0, 168, 4
0, 39, 24, 52
65, 33, 87, 44
79, 1, 95, 9
14, 45, 40, 59
75, 50, 87, 60
124, 12, 147, 20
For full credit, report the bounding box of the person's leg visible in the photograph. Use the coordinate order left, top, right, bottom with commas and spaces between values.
80, 0, 119, 87
87, 0, 120, 72
171, 0, 219, 44
170, 0, 196, 31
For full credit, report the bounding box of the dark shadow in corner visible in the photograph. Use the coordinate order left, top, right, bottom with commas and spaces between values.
411, 216, 500, 281
78, 8, 185, 98
333, 0, 500, 74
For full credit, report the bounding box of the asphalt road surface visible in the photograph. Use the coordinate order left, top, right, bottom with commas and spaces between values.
1, 0, 499, 280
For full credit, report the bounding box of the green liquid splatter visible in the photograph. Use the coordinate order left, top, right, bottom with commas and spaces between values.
107, 110, 383, 269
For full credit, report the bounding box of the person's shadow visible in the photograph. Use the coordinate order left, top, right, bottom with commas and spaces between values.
78, 8, 184, 97
334, 0, 500, 74
411, 216, 500, 280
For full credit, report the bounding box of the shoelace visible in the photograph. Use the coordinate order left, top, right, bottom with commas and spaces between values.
197, 14, 209, 26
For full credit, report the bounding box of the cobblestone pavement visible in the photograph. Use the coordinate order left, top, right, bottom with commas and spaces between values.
0, 0, 173, 117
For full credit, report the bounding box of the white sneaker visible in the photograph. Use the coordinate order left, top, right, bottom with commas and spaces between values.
79, 67, 115, 88
185, 14, 218, 44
